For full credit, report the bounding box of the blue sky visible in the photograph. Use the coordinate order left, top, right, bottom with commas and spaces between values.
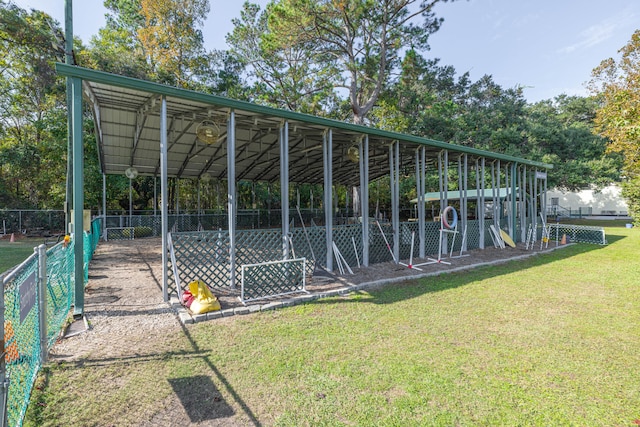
12, 0, 640, 103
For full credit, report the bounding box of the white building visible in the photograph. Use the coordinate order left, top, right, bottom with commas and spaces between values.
546, 184, 628, 216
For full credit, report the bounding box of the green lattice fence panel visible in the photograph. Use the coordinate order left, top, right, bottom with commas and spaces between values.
306, 226, 328, 268
241, 258, 306, 303
236, 229, 283, 269
369, 222, 395, 264
332, 224, 362, 268
464, 220, 481, 250
3, 254, 42, 427
547, 223, 607, 245
169, 231, 231, 294
290, 227, 323, 276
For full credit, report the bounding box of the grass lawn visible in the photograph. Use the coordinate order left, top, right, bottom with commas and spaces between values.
26, 223, 640, 426
0, 237, 47, 274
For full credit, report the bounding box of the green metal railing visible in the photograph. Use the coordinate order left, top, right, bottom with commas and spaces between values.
1, 218, 101, 427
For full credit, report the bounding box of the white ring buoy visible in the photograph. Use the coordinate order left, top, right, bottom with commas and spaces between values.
442, 206, 458, 229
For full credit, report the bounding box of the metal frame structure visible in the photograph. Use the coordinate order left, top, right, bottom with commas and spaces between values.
56, 64, 552, 308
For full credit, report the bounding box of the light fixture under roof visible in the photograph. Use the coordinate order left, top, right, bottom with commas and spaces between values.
124, 167, 138, 179
347, 146, 359, 163
196, 120, 221, 144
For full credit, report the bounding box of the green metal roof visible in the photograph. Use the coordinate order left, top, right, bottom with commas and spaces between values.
56, 63, 552, 185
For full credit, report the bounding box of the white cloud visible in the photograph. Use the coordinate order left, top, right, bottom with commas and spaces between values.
558, 9, 636, 54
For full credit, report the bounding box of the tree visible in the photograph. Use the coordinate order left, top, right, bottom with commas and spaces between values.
230, 0, 453, 123
0, 2, 67, 208
85, 0, 219, 91
227, 2, 339, 114
526, 96, 621, 190
137, 0, 212, 88
589, 30, 640, 222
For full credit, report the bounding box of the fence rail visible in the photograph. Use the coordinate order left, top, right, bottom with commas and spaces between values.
1, 218, 101, 427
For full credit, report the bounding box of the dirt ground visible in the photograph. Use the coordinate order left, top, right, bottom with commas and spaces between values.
48, 237, 558, 426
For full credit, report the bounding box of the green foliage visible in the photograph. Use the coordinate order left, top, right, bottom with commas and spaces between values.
0, 0, 626, 216
229, 0, 453, 123
379, 50, 621, 193
0, 2, 68, 208
590, 30, 640, 223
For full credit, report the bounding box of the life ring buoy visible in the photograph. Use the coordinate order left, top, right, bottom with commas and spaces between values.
442, 206, 458, 230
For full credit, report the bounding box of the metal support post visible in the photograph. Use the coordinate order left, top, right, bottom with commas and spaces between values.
323, 130, 333, 271
479, 158, 486, 249
511, 162, 518, 242
280, 122, 290, 260
37, 244, 48, 364
359, 136, 370, 266
389, 142, 400, 263
64, 0, 74, 235
160, 96, 169, 301
102, 173, 106, 239
416, 149, 425, 258
462, 154, 468, 251
227, 111, 237, 288
419, 147, 426, 258
72, 76, 84, 317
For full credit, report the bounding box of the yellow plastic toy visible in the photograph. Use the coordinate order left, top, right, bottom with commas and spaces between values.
188, 280, 221, 314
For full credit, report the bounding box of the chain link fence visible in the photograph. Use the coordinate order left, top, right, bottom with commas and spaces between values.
0, 210, 65, 236
1, 218, 101, 427
546, 223, 607, 245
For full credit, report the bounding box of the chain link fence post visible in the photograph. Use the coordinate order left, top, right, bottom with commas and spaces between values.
37, 245, 48, 365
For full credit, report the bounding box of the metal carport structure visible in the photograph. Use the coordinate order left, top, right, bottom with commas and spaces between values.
56, 63, 552, 315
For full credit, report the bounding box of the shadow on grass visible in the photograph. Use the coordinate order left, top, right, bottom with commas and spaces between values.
168, 375, 235, 422
176, 322, 263, 426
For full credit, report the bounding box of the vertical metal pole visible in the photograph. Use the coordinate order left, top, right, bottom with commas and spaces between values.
153, 175, 157, 217
528, 167, 534, 238
462, 154, 468, 251
440, 150, 449, 254
437, 152, 444, 213
37, 244, 48, 364
227, 111, 237, 288
102, 173, 106, 239
491, 161, 497, 231
64, 0, 74, 233
480, 158, 486, 249
129, 178, 133, 227
533, 169, 538, 238
416, 149, 425, 258
420, 147, 426, 257
511, 163, 518, 242
389, 142, 399, 263
362, 136, 369, 266
543, 172, 548, 223
160, 96, 169, 301
519, 165, 526, 242
280, 122, 290, 260
505, 163, 511, 236
72, 77, 84, 317
458, 155, 463, 236
323, 130, 333, 271
359, 135, 369, 267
